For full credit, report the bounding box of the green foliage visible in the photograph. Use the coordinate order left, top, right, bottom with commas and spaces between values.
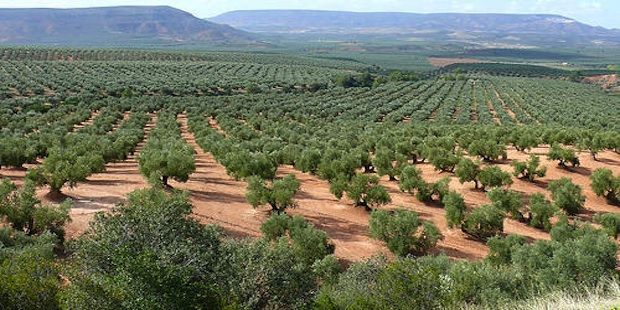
0, 232, 60, 310
590, 168, 620, 204
27, 145, 105, 193
549, 178, 585, 215
528, 193, 556, 231
593, 213, 620, 238
548, 144, 580, 168
399, 165, 425, 194
488, 188, 524, 220
0, 179, 71, 240
455, 157, 481, 189
261, 214, 334, 266
0, 136, 37, 168
296, 148, 322, 174
427, 147, 460, 173
468, 139, 507, 162
246, 174, 300, 214
369, 209, 443, 257
443, 191, 467, 228
461, 205, 505, 241
373, 148, 405, 181
487, 234, 526, 266
345, 174, 391, 209
512, 155, 547, 182
478, 166, 513, 191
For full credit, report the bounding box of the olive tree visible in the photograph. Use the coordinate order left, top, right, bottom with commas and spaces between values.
246, 174, 301, 214
512, 155, 546, 182
468, 140, 506, 162
593, 213, 620, 238
369, 209, 443, 257
527, 193, 556, 231
455, 158, 481, 189
340, 174, 391, 209
549, 178, 585, 215
27, 146, 105, 195
488, 188, 524, 221
139, 138, 196, 187
590, 168, 619, 204
478, 166, 513, 191
461, 204, 505, 241
548, 144, 580, 168
443, 191, 467, 228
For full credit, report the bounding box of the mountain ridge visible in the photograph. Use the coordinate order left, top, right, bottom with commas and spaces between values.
210, 10, 620, 46
0, 6, 253, 45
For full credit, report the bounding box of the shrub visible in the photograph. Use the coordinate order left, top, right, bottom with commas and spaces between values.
427, 147, 460, 173
461, 205, 505, 241
593, 213, 620, 238
512, 155, 546, 182
296, 148, 322, 174
528, 193, 556, 231
590, 168, 620, 204
261, 214, 334, 266
478, 166, 513, 191
246, 174, 300, 214
549, 178, 585, 215
369, 209, 443, 257
487, 235, 526, 266
0, 179, 71, 241
443, 191, 467, 228
487, 188, 524, 221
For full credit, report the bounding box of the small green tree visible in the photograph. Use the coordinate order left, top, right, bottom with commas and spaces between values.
261, 214, 335, 266
139, 139, 196, 186
512, 155, 546, 182
344, 174, 391, 209
427, 148, 460, 173
461, 205, 505, 241
468, 140, 506, 162
455, 158, 481, 189
0, 179, 71, 241
246, 174, 301, 214
296, 149, 322, 174
486, 235, 526, 266
488, 188, 524, 221
369, 209, 443, 257
527, 193, 555, 231
443, 191, 467, 228
478, 166, 513, 191
593, 213, 620, 238
373, 148, 404, 181
27, 146, 105, 195
549, 178, 585, 215
399, 165, 425, 194
590, 168, 620, 204
548, 144, 580, 168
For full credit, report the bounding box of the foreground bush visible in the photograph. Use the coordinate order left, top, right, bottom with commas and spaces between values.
369, 209, 443, 257
461, 204, 505, 240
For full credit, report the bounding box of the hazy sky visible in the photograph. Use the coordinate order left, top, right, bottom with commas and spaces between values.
1, 0, 618, 29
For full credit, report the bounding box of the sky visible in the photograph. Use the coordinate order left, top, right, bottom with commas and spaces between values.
0, 0, 618, 29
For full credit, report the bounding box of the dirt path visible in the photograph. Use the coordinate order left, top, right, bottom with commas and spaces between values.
58, 113, 156, 238
277, 166, 392, 262
172, 114, 263, 238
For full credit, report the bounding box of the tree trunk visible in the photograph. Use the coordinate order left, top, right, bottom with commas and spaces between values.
162, 175, 169, 186
389, 175, 397, 181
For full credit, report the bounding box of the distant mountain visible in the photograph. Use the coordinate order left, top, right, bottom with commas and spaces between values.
211, 10, 620, 46
0, 6, 252, 45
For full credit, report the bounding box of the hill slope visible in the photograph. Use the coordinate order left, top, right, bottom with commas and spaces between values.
0, 6, 252, 45
211, 10, 620, 45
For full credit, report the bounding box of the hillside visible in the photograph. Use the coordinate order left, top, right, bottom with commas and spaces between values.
211, 10, 620, 46
0, 6, 252, 45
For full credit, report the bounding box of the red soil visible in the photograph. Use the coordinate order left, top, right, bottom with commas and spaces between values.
1, 114, 618, 263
